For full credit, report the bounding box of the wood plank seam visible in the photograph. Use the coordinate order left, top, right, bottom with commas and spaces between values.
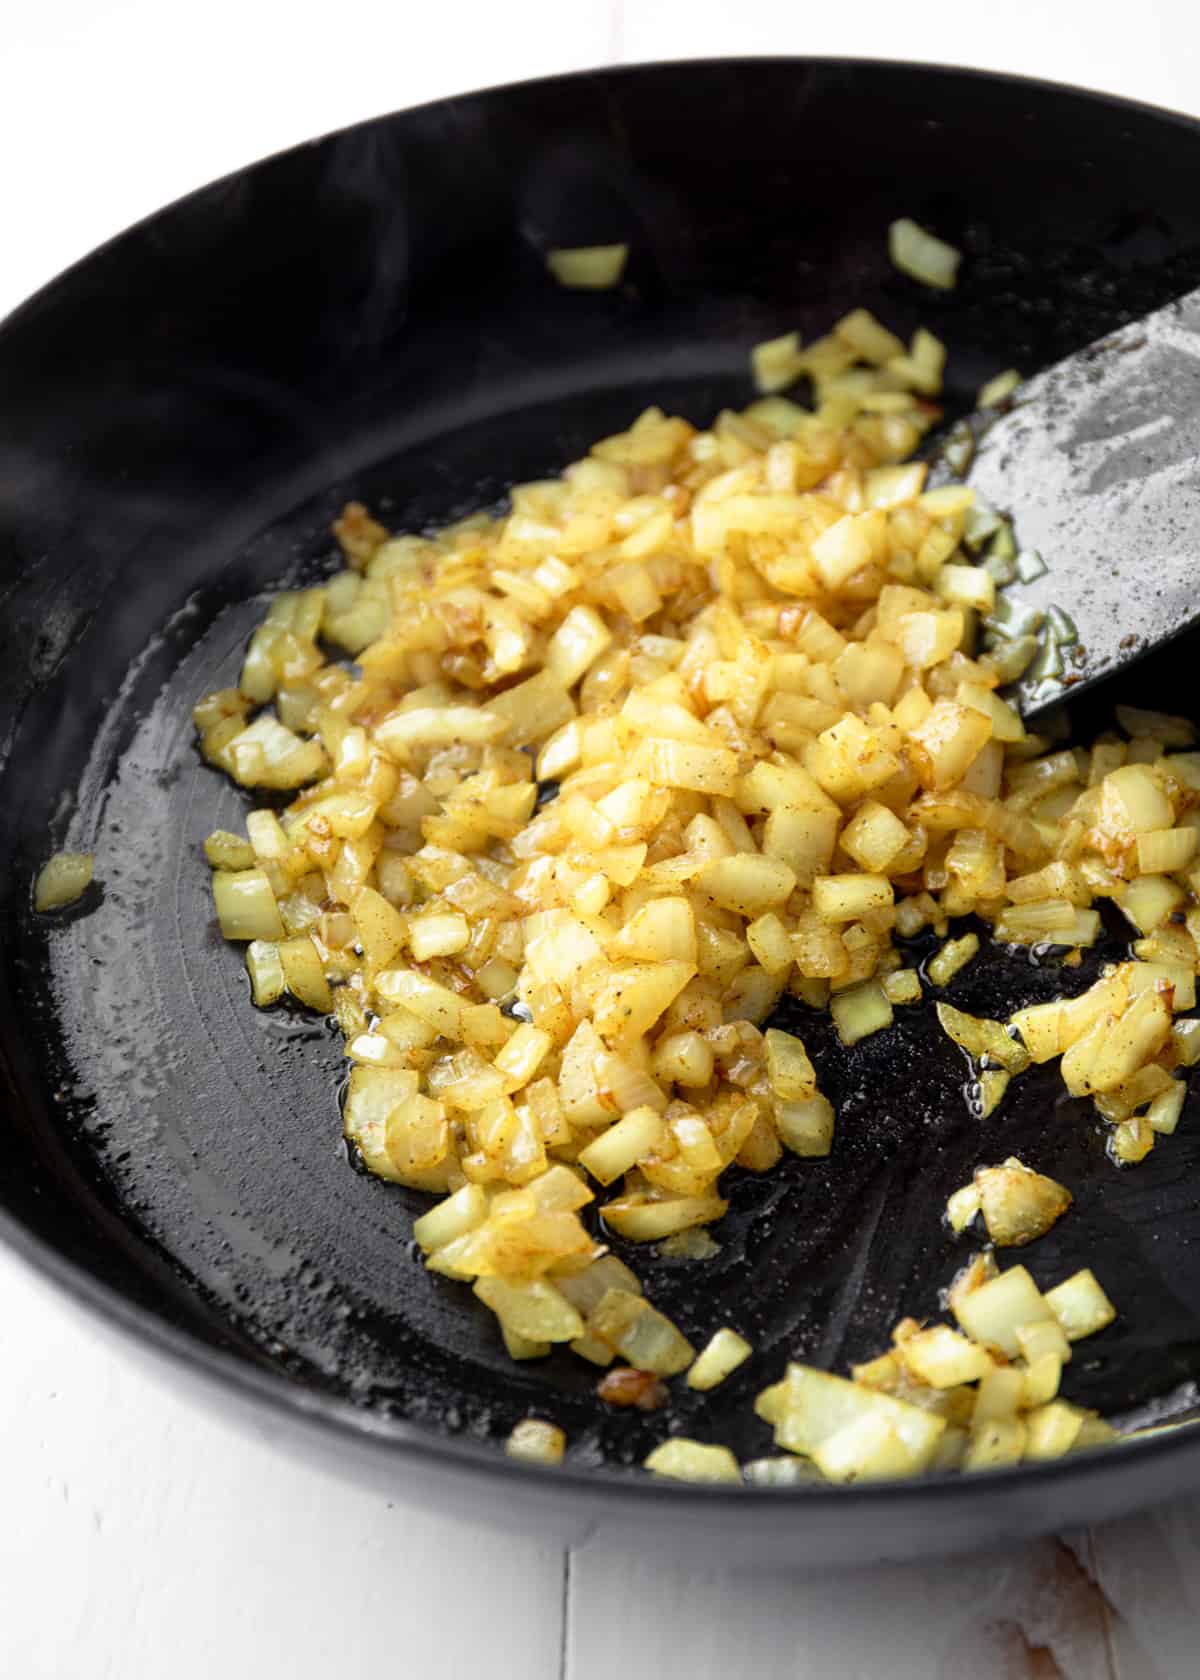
559, 1550, 573, 1680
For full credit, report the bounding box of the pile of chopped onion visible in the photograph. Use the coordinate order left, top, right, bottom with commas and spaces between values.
650, 1259, 1120, 1486
745, 1260, 1118, 1483
194, 301, 1197, 1471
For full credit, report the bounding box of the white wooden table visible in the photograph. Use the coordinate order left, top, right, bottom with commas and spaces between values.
4, 4, 1200, 1674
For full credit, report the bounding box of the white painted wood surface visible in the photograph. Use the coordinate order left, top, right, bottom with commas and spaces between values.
4, 4, 1200, 1675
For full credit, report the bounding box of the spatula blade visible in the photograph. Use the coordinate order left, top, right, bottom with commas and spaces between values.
965, 288, 1200, 721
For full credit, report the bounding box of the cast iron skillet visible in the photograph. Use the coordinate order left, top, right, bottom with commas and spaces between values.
3, 58, 1200, 1570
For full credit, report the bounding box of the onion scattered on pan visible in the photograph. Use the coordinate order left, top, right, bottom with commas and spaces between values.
644, 1437, 742, 1483
945, 1157, 1072, 1247
505, 1418, 566, 1465
686, 1327, 753, 1391
977, 368, 1021, 409
640, 1259, 1121, 1485
545, 244, 629, 290
193, 296, 1198, 1476
888, 218, 962, 291
750, 1261, 1118, 1484
34, 851, 94, 911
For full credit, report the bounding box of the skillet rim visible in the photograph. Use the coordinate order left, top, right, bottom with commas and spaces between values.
3, 51, 1200, 1517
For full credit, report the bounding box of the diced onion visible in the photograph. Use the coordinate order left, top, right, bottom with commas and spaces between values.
204, 830, 255, 870
927, 933, 979, 987
686, 1328, 753, 1391
212, 868, 285, 942
34, 851, 94, 911
643, 1439, 741, 1483
888, 218, 962, 290
192, 275, 1183, 1474
1043, 1269, 1116, 1341
546, 244, 629, 290
965, 1158, 1072, 1247
829, 979, 893, 1047
977, 368, 1021, 408
246, 940, 286, 1007
751, 331, 805, 394
505, 1418, 566, 1465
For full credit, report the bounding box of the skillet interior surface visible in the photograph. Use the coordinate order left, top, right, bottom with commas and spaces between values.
3, 58, 1200, 1554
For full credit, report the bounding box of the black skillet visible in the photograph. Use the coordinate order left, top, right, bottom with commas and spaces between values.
3, 59, 1200, 1570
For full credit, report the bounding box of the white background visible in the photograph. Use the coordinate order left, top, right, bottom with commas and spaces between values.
4, 4, 1200, 1675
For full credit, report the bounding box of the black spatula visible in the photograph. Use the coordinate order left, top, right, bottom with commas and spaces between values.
956, 287, 1200, 722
